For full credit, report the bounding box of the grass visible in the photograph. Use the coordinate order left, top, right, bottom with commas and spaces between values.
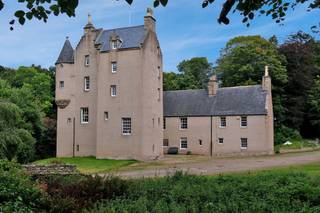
34, 157, 137, 174
225, 161, 320, 178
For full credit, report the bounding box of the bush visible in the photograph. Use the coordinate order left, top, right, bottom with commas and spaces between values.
275, 125, 302, 145
90, 171, 320, 212
0, 160, 48, 211
37, 174, 129, 212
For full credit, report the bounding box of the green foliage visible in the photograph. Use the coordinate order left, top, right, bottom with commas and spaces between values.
274, 125, 302, 145
0, 160, 47, 211
12, 66, 54, 115
163, 57, 213, 91
308, 76, 320, 131
279, 32, 320, 132
0, 65, 56, 160
90, 171, 320, 212
0, 101, 36, 163
37, 174, 129, 212
215, 35, 288, 125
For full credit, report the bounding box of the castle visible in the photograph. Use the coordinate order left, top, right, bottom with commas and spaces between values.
55, 9, 274, 160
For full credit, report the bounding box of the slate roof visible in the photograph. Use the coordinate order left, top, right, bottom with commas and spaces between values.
56, 39, 74, 64
95, 25, 146, 52
164, 85, 267, 117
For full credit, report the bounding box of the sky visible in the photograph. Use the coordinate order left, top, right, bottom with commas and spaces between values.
0, 0, 319, 72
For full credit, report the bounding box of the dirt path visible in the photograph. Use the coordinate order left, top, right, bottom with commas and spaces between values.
106, 151, 320, 178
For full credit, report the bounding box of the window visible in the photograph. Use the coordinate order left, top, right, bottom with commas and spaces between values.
241, 116, 247, 127
158, 88, 161, 101
199, 139, 202, 146
111, 62, 117, 73
180, 117, 188, 129
85, 55, 90, 66
158, 66, 161, 79
111, 41, 117, 49
218, 138, 224, 144
104, 112, 109, 120
80, 107, 89, 124
67, 118, 72, 123
122, 118, 132, 135
163, 139, 169, 147
84, 76, 90, 91
180, 137, 188, 149
59, 81, 64, 88
76, 145, 79, 152
220, 116, 226, 127
110, 85, 117, 97
163, 117, 166, 129
241, 138, 248, 149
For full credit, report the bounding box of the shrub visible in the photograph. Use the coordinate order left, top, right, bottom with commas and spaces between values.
275, 124, 302, 145
90, 171, 320, 212
0, 160, 48, 211
38, 174, 129, 211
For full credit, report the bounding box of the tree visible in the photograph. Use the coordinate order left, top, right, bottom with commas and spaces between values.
9, 66, 54, 115
307, 76, 320, 137
0, 79, 44, 152
0, 100, 35, 163
2, 0, 319, 31
215, 35, 288, 125
278, 32, 320, 132
163, 57, 213, 91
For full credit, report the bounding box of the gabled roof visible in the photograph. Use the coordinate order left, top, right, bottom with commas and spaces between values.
95, 25, 146, 52
164, 85, 267, 117
56, 39, 74, 64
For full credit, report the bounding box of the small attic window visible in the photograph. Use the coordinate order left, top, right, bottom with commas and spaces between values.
111, 39, 122, 49
111, 41, 117, 49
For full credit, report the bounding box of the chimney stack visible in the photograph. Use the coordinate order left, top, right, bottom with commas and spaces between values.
262, 65, 271, 92
144, 8, 156, 32
84, 13, 95, 33
208, 75, 218, 96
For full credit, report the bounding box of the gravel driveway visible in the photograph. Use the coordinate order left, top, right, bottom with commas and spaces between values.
107, 151, 320, 178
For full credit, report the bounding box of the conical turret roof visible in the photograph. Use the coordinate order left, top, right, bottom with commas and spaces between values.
56, 38, 74, 64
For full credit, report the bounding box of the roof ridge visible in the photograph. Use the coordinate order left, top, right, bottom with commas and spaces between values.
102, 25, 144, 32
218, 85, 261, 90
165, 89, 206, 92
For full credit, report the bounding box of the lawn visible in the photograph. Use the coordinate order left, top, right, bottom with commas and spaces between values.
34, 157, 137, 173
232, 161, 320, 177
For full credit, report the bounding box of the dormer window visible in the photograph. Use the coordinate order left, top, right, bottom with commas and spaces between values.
111, 41, 117, 49
110, 38, 122, 50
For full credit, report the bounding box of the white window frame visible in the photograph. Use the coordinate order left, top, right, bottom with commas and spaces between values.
111, 41, 117, 49
180, 137, 188, 149
163, 139, 169, 147
220, 116, 226, 128
180, 117, 188, 130
85, 55, 90, 66
218, 138, 224, 144
59, 81, 64, 89
241, 138, 248, 149
122, 117, 132, 135
111, 62, 117, 73
110, 85, 117, 97
80, 107, 89, 124
104, 112, 109, 120
84, 76, 90, 91
240, 116, 248, 128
